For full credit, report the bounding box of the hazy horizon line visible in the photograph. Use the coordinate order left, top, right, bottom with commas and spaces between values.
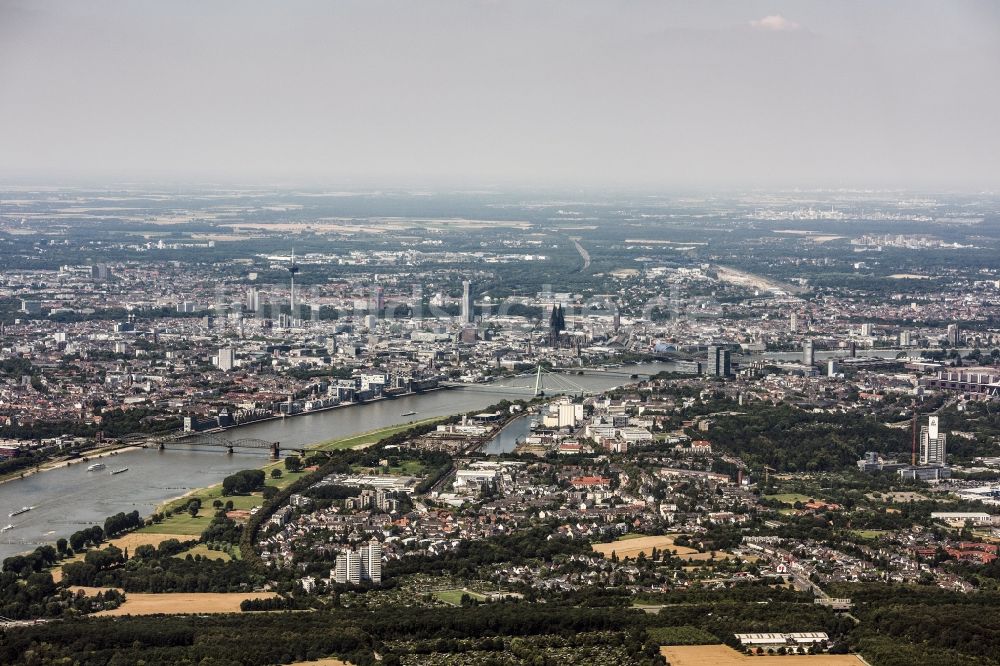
0, 173, 996, 196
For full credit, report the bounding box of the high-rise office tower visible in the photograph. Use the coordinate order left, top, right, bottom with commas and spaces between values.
705, 346, 732, 377
789, 313, 798, 334
246, 287, 260, 313
919, 416, 947, 465
411, 284, 424, 320
706, 345, 718, 376
947, 323, 960, 346
719, 349, 731, 376
288, 249, 299, 315
460, 280, 473, 324
91, 263, 111, 281
802, 340, 815, 366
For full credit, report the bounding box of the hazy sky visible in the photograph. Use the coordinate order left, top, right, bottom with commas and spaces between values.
1, 0, 998, 188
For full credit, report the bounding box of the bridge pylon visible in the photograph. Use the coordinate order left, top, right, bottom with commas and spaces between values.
270, 442, 280, 459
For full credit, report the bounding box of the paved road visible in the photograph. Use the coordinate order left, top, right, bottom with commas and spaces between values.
570, 237, 590, 270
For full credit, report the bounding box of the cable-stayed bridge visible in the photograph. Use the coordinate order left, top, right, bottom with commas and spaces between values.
442, 366, 594, 397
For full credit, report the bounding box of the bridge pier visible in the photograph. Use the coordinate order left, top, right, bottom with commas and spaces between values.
158, 441, 165, 451
226, 445, 233, 455
270, 442, 280, 459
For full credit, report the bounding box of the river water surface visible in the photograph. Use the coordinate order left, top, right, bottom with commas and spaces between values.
0, 363, 677, 558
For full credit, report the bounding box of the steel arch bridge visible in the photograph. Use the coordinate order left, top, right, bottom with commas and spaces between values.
122, 431, 286, 458
167, 432, 282, 457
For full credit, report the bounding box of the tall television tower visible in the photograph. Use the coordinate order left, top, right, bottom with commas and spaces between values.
289, 249, 300, 315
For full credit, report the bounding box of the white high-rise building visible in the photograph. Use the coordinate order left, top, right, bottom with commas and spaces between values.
331, 540, 382, 585
333, 553, 348, 584
919, 416, 947, 465
347, 550, 361, 585
215, 347, 235, 372
460, 280, 473, 324
362, 539, 382, 583
789, 312, 798, 334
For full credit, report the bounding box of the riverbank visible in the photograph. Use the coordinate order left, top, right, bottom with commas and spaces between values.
311, 416, 445, 452
198, 385, 450, 436
143, 417, 447, 534
3, 416, 456, 561
1, 362, 678, 561
479, 410, 536, 455
0, 444, 142, 487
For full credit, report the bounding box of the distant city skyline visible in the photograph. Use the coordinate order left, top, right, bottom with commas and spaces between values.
1, 0, 999, 188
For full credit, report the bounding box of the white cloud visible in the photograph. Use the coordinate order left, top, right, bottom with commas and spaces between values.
749, 15, 801, 31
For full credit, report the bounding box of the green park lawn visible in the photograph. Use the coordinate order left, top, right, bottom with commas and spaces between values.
313, 418, 444, 451
390, 460, 426, 475
140, 511, 215, 536
434, 589, 488, 606
764, 493, 816, 505
139, 468, 309, 535
851, 529, 889, 540
174, 543, 240, 561
351, 459, 426, 477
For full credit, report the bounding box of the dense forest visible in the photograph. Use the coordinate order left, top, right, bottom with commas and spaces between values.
0, 604, 664, 666
384, 525, 595, 579
0, 541, 124, 620
828, 584, 1000, 666
62, 541, 262, 593
702, 405, 910, 471
5, 576, 1000, 665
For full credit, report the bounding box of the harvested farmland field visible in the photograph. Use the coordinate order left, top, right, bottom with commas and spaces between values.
592, 535, 735, 561
107, 532, 192, 552
92, 591, 279, 616
660, 645, 865, 665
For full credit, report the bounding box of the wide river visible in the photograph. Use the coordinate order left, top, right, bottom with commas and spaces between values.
0, 349, 931, 558
0, 363, 677, 558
